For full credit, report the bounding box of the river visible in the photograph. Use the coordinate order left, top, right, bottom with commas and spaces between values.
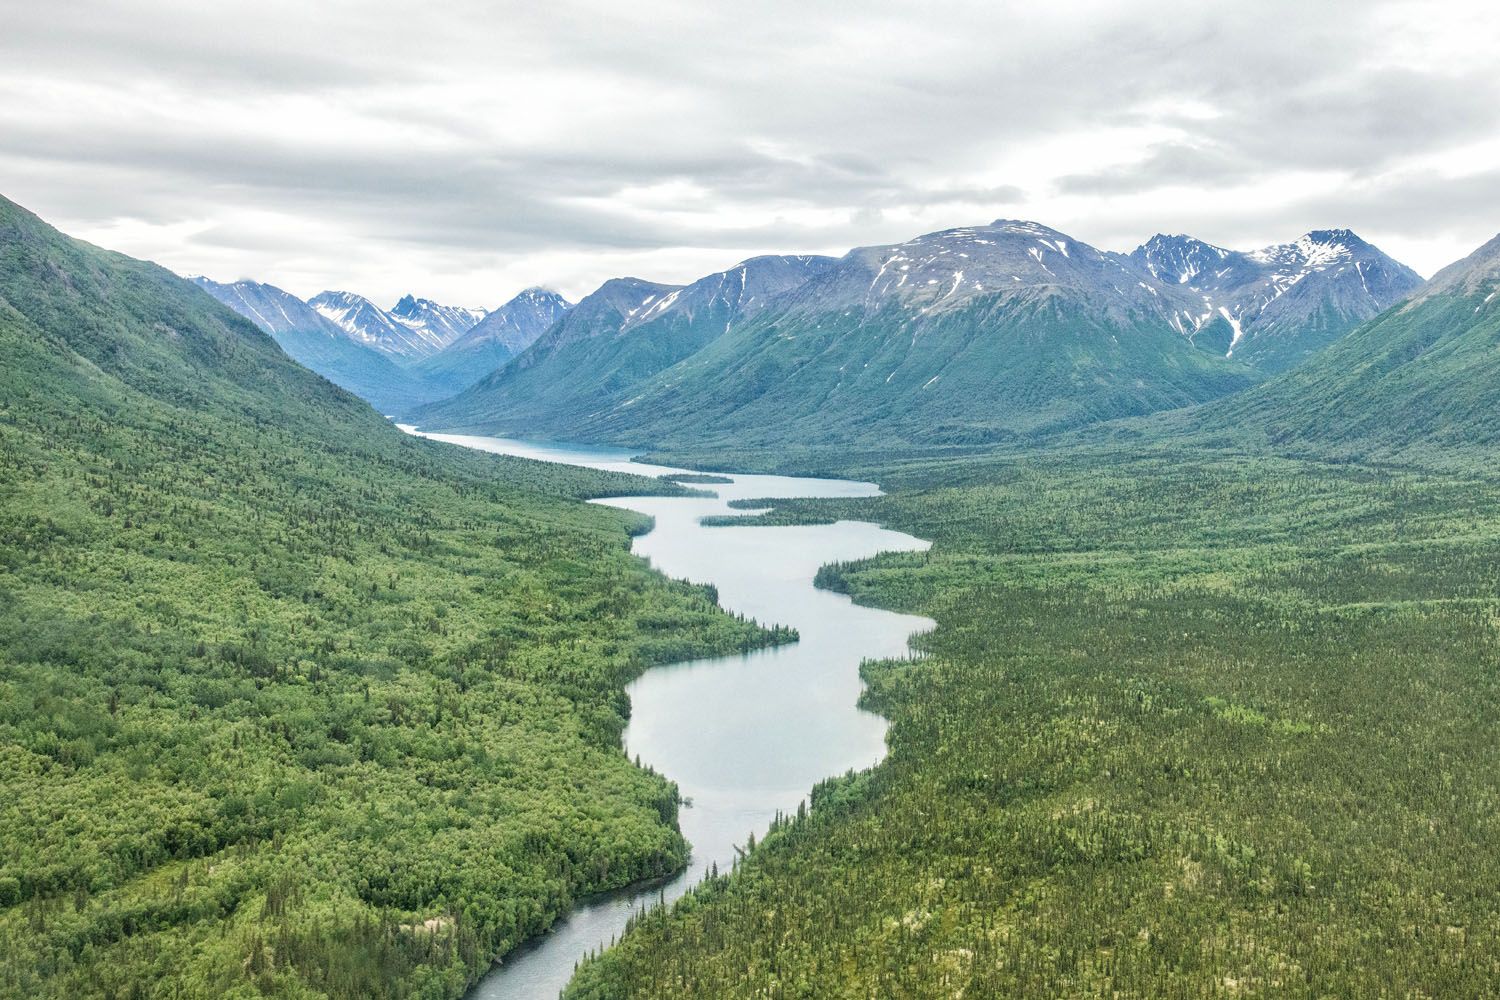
401, 429, 932, 998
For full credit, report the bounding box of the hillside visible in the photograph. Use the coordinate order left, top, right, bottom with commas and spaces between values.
417, 256, 835, 437
0, 194, 781, 999
192, 277, 448, 412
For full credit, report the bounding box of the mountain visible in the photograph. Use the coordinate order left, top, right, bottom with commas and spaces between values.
192, 277, 444, 412
1126, 230, 1423, 370
425, 221, 1256, 450
418, 255, 837, 435
389, 293, 487, 348
411, 287, 572, 397
1177, 232, 1500, 464
308, 289, 484, 361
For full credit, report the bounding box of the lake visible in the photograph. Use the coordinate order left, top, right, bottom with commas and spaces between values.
401, 429, 932, 998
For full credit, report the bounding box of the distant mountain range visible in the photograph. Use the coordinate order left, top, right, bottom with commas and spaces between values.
418, 221, 1423, 452
411, 288, 571, 398
197, 281, 568, 410
1125, 230, 1423, 370
308, 290, 485, 361
192, 278, 441, 412
1169, 232, 1500, 464
189, 216, 1443, 457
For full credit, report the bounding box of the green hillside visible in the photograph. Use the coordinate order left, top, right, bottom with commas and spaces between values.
421, 224, 1258, 453
573, 292, 1256, 451
0, 196, 782, 998
417, 256, 834, 439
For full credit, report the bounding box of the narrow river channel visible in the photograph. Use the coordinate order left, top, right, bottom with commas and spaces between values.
402, 429, 933, 998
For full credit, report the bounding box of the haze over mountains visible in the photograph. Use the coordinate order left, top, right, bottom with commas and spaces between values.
418, 220, 1424, 453
198, 280, 569, 411
180, 210, 1474, 464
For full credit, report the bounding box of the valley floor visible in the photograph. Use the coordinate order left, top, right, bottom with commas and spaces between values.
566, 447, 1500, 998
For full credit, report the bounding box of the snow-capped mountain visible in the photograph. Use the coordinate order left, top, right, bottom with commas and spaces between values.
440, 287, 572, 358
623, 254, 839, 330
1191, 230, 1500, 459
772, 220, 1177, 326
419, 222, 1253, 448
308, 290, 485, 361
191, 278, 448, 412
412, 288, 573, 396
389, 294, 487, 350
1126, 230, 1423, 370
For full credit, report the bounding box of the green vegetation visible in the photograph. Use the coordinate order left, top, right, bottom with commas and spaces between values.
436, 294, 1257, 454
568, 449, 1500, 998
11, 184, 1500, 1000
418, 257, 836, 443
0, 196, 787, 998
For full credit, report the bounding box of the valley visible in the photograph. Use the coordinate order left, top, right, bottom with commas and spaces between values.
399, 431, 930, 998
5, 189, 1500, 1000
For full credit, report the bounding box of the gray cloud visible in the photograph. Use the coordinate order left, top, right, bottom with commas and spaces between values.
1, 0, 1498, 302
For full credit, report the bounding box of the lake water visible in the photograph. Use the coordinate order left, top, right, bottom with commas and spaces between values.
401, 429, 932, 998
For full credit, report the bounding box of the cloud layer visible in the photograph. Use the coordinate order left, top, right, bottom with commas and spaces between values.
3, 0, 1498, 306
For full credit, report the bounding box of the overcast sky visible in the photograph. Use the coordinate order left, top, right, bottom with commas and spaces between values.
3, 0, 1498, 308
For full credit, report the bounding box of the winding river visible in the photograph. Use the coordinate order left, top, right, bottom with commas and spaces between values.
402, 430, 932, 999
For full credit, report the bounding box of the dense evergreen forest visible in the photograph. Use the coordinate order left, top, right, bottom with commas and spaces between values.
0, 197, 789, 998
568, 450, 1500, 997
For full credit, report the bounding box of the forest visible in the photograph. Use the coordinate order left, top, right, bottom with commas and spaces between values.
0, 197, 789, 998
568, 449, 1500, 997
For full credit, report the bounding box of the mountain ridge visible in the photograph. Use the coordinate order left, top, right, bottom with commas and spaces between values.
417, 255, 838, 434
191, 277, 448, 412
309, 289, 485, 361
411, 287, 572, 397
420, 221, 1264, 448
1123, 228, 1423, 369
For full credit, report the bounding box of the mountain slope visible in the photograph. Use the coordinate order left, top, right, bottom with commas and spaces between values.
418, 256, 836, 435
1179, 232, 1500, 463
0, 193, 778, 999
192, 277, 444, 412
309, 289, 484, 361
434, 221, 1255, 451
1127, 230, 1423, 370
412, 287, 572, 397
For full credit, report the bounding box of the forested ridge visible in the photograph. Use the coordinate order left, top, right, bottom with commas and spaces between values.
0, 195, 788, 998
569, 451, 1500, 997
